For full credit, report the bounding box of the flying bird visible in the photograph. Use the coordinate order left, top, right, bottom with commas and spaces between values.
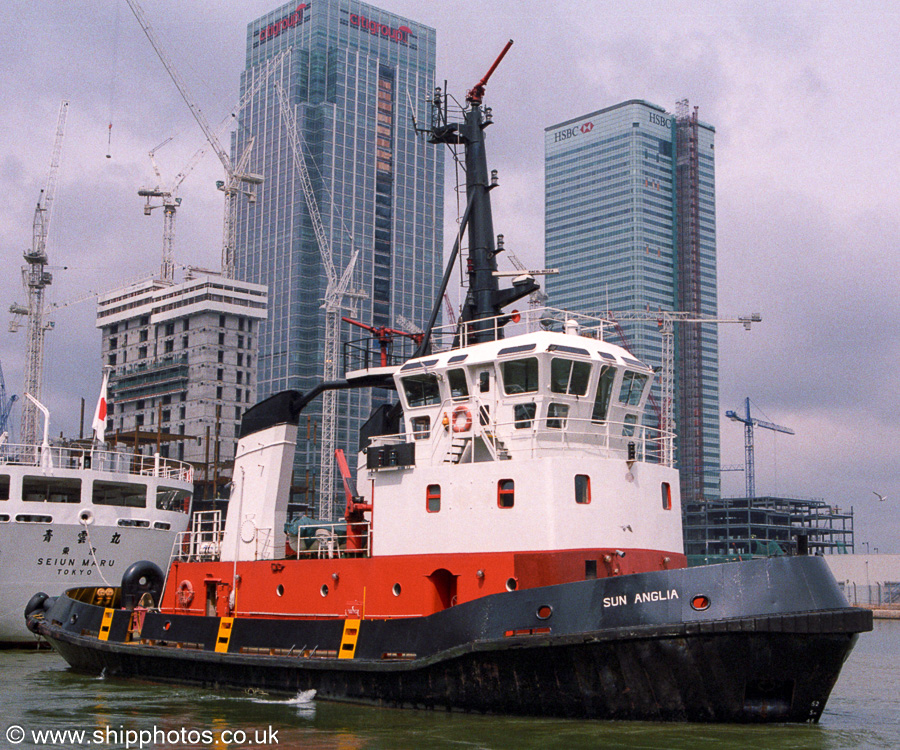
873, 491, 889, 502
620, 524, 633, 532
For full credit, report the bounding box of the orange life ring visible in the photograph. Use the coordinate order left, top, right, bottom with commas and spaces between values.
177, 579, 194, 608
451, 405, 472, 433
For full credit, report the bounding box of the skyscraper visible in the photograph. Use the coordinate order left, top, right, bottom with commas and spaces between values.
544, 100, 719, 505
234, 1, 443, 514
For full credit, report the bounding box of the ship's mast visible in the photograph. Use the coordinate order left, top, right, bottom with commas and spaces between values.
420, 40, 539, 352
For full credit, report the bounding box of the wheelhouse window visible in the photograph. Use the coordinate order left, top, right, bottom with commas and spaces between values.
23, 476, 81, 503
592, 366, 616, 423
0, 475, 8, 501
502, 358, 539, 394
619, 371, 648, 406
497, 479, 515, 508
426, 484, 441, 513
156, 487, 190, 513
623, 413, 638, 437
411, 416, 431, 440
547, 403, 569, 429
550, 358, 591, 396
402, 373, 441, 407
447, 369, 469, 400
514, 402, 536, 429
575, 474, 591, 504
93, 481, 147, 508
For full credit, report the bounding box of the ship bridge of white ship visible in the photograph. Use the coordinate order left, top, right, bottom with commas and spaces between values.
352, 310, 669, 468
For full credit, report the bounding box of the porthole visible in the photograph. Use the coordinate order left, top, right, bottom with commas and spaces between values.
320, 584, 329, 597
276, 584, 284, 597
536, 605, 553, 620
506, 577, 518, 592
69, 614, 78, 624
691, 595, 711, 611
392, 583, 402, 597
163, 621, 171, 631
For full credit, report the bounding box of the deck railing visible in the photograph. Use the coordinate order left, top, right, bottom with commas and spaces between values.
0, 442, 193, 482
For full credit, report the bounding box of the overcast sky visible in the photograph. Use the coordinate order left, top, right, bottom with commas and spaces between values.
1, 1, 897, 551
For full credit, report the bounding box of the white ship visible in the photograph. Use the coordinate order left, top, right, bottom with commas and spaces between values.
0, 420, 192, 645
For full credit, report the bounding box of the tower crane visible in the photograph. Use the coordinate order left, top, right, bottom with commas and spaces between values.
600, 310, 761, 466
0, 362, 18, 438
9, 100, 68, 446
726, 397, 794, 498
275, 81, 364, 521
125, 0, 278, 278
136, 49, 286, 283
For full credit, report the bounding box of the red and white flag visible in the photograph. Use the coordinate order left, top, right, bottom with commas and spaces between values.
92, 369, 110, 442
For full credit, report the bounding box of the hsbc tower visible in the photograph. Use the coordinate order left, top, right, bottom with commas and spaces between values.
544, 100, 720, 509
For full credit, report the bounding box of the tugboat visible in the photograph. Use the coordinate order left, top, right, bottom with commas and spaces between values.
28, 44, 870, 721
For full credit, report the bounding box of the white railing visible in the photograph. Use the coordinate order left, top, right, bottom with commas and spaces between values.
427, 306, 613, 353
0, 442, 193, 482
370, 408, 674, 467
284, 520, 371, 559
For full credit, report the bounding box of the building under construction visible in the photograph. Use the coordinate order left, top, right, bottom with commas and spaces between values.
95, 273, 267, 498
683, 495, 855, 564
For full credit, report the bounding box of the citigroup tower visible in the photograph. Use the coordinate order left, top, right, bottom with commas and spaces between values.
234, 0, 443, 513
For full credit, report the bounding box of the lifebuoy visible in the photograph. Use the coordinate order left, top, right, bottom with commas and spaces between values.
177, 579, 194, 608
451, 405, 472, 433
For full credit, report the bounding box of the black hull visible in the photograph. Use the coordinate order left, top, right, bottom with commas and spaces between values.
31, 557, 872, 723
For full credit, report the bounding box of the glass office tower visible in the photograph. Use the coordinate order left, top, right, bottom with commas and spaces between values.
544, 100, 719, 505
234, 0, 443, 514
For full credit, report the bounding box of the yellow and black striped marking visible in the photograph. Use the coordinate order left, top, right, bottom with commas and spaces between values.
214, 617, 234, 653
98, 608, 115, 641
338, 618, 361, 660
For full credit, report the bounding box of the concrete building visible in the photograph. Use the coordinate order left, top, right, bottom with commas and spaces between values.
95, 274, 268, 492
544, 100, 719, 506
233, 0, 442, 514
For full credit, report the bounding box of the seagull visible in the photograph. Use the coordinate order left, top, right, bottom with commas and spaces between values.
620, 524, 633, 532
873, 491, 889, 502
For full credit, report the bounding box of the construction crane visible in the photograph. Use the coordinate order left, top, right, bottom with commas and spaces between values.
9, 100, 68, 446
136, 51, 288, 283
0, 362, 18, 438
125, 0, 276, 278
275, 81, 363, 521
601, 310, 761, 465
726, 397, 794, 498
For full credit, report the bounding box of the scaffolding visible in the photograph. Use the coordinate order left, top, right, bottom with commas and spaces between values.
674, 100, 705, 505
684, 495, 855, 565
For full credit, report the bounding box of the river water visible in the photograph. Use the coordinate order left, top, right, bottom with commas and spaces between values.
2, 619, 898, 750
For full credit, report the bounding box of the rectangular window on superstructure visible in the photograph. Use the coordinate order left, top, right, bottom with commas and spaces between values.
22, 477, 81, 503
550, 358, 591, 395
426, 484, 441, 513
156, 487, 190, 513
0, 475, 9, 500
497, 479, 515, 508
502, 358, 539, 394
411, 416, 430, 440
447, 369, 469, 400
661, 482, 672, 510
547, 403, 569, 429
514, 402, 536, 429
619, 371, 648, 406
93, 480, 146, 508
402, 373, 440, 408
575, 474, 591, 504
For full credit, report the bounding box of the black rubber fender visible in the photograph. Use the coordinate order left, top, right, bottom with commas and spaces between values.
24, 592, 49, 619
121, 560, 165, 609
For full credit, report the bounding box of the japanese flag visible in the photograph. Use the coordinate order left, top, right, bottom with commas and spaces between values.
92, 369, 110, 442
